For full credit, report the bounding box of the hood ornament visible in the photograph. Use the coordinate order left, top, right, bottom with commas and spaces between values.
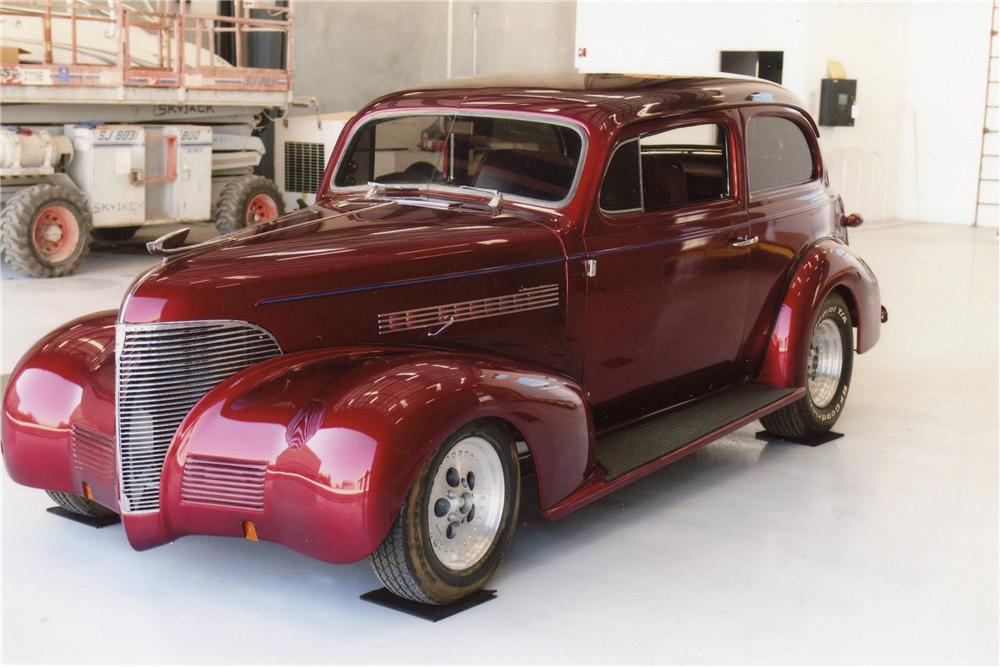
146, 228, 191, 256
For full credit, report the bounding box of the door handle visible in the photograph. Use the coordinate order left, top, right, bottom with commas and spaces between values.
730, 235, 759, 248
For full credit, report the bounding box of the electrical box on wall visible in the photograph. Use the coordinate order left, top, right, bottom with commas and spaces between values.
819, 79, 857, 126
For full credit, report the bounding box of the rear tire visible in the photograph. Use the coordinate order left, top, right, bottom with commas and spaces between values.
46, 491, 116, 518
760, 292, 854, 438
214, 175, 284, 235
370, 420, 521, 605
0, 184, 91, 278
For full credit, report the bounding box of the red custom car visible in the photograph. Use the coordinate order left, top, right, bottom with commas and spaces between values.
2, 74, 884, 605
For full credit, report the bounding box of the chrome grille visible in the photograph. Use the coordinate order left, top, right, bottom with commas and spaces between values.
181, 455, 267, 510
116, 321, 281, 514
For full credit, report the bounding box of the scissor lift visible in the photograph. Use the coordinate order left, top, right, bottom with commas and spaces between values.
0, 0, 294, 277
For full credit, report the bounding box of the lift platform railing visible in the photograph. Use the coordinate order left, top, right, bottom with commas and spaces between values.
1, 0, 292, 94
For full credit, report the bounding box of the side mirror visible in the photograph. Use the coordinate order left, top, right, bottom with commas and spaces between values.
841, 212, 864, 228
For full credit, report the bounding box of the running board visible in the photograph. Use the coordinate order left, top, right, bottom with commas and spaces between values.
596, 383, 799, 480
544, 383, 805, 519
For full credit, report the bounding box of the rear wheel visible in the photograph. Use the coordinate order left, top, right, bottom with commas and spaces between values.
46, 491, 116, 518
370, 420, 521, 605
214, 175, 284, 235
0, 184, 91, 277
760, 292, 854, 438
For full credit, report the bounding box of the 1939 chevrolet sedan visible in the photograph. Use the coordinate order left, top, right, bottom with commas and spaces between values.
3, 74, 884, 605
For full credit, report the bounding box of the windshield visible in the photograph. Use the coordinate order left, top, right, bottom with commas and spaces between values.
333, 113, 584, 204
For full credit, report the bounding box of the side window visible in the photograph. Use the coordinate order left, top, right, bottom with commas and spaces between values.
599, 140, 641, 212
600, 122, 730, 215
639, 124, 729, 211
746, 115, 816, 192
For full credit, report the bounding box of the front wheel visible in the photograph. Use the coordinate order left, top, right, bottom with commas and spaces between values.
760, 292, 854, 438
370, 420, 521, 605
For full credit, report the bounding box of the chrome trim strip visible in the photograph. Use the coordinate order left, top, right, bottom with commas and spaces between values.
378, 284, 560, 334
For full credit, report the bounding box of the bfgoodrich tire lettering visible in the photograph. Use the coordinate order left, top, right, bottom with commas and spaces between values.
370, 420, 521, 605
760, 292, 854, 438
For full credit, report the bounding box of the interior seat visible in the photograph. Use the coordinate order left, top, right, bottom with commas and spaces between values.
472, 149, 575, 200
641, 155, 689, 209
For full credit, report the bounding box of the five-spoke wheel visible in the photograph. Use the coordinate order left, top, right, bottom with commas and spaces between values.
371, 420, 520, 605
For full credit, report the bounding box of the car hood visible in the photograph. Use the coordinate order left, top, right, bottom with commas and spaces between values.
120, 200, 567, 344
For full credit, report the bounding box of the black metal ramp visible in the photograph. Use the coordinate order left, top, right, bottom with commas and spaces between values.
596, 383, 798, 480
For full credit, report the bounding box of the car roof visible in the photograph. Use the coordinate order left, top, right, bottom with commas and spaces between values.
366, 72, 814, 134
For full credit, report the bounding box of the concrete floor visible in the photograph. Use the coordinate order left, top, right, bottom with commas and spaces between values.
1, 221, 997, 664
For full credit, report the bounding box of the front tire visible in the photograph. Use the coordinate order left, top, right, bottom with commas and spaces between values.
46, 491, 116, 518
760, 292, 854, 438
370, 420, 521, 605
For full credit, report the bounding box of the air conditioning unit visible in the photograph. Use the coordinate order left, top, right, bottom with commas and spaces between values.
274, 111, 354, 211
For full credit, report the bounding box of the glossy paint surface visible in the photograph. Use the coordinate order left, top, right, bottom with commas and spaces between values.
127, 348, 590, 561
2, 74, 882, 563
2, 311, 119, 511
581, 109, 751, 428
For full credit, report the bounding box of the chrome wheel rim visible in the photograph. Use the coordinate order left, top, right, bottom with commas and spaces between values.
427, 436, 505, 571
807, 319, 843, 409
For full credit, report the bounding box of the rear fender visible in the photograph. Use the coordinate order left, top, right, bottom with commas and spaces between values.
130, 348, 592, 562
756, 239, 881, 388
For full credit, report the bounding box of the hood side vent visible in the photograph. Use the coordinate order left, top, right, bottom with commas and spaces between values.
71, 423, 116, 479
181, 455, 267, 511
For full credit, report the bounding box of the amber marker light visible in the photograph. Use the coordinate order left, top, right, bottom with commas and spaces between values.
82, 482, 93, 500
243, 520, 259, 542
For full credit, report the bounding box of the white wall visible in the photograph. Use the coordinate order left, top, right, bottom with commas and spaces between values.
896, 3, 993, 225
575, 1, 994, 225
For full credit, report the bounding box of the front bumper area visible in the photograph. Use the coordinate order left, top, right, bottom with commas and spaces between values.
5, 406, 383, 564
2, 311, 385, 565
124, 432, 379, 564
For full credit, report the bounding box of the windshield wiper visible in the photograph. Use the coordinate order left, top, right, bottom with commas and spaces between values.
366, 181, 504, 214
365, 181, 426, 199
457, 185, 504, 211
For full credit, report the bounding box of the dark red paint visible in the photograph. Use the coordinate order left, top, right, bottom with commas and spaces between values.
3, 74, 881, 564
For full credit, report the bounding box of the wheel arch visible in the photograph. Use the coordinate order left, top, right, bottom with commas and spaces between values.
142, 347, 594, 562
755, 238, 881, 388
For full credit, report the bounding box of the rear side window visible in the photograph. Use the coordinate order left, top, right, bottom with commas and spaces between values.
600, 140, 641, 212
600, 122, 730, 214
746, 116, 816, 192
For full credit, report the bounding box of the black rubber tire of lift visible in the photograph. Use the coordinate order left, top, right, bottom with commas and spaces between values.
0, 184, 92, 278
213, 175, 285, 235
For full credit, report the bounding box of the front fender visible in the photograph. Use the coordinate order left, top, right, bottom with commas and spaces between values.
1, 310, 119, 511
756, 239, 881, 388
125, 348, 592, 563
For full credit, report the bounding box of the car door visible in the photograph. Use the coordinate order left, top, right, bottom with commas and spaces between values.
738, 107, 833, 373
581, 111, 753, 429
